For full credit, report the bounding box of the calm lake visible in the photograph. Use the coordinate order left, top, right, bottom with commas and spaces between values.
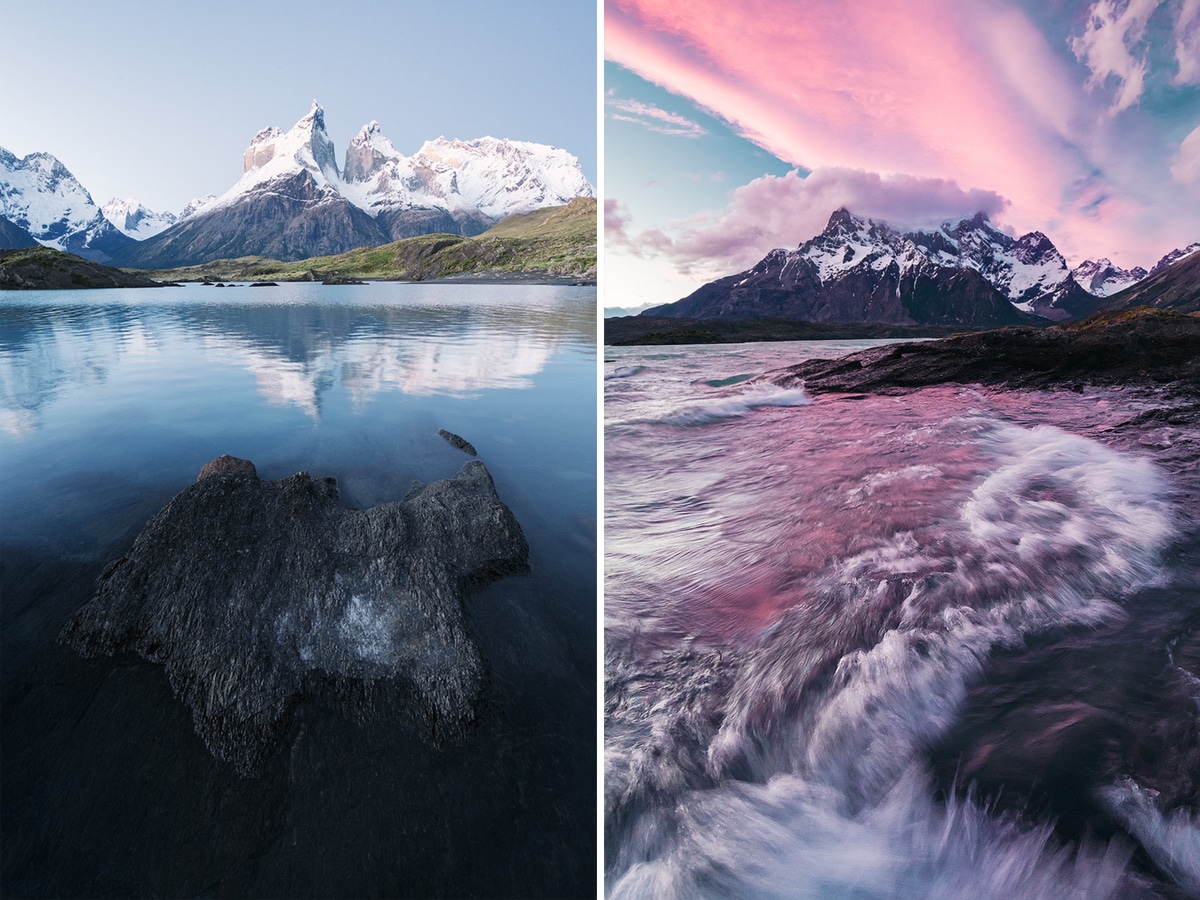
1, 281, 597, 898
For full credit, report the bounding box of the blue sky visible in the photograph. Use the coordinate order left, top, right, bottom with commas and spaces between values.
606, 0, 1200, 310
1, 0, 596, 214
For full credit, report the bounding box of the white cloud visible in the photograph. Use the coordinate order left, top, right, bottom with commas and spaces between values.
1174, 0, 1200, 84
1171, 124, 1200, 182
1070, 0, 1160, 113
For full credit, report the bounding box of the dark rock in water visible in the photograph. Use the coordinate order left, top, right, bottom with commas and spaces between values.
767, 308, 1200, 396
250, 281, 277, 287
322, 273, 368, 285
438, 428, 478, 456
59, 457, 529, 774
197, 454, 258, 480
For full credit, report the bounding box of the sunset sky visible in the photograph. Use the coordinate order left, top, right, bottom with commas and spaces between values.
604, 0, 1200, 310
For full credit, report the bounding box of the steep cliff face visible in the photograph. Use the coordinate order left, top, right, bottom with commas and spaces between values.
116, 170, 389, 268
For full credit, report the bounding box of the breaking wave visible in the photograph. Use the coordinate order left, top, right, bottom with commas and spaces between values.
606, 416, 1191, 897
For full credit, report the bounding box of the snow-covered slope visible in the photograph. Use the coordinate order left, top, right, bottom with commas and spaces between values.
101, 197, 177, 240
652, 207, 1199, 325
178, 194, 217, 221
341, 122, 594, 237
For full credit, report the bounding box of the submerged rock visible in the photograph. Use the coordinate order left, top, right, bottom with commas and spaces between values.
438, 428, 478, 456
59, 456, 529, 774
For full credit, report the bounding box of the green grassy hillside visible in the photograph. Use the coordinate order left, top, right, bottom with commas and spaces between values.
136, 198, 596, 283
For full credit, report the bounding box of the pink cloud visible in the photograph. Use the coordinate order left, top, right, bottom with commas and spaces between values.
604, 0, 1200, 266
607, 96, 707, 136
610, 169, 1009, 278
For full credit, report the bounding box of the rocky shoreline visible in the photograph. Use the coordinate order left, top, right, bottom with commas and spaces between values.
764, 308, 1200, 397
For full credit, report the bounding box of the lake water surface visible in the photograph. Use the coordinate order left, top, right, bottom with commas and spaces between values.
1, 282, 596, 898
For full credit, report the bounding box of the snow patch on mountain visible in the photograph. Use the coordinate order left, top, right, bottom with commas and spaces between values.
1149, 242, 1200, 275
178, 194, 217, 221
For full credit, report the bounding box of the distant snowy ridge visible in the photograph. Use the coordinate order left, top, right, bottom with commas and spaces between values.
101, 197, 177, 240
768, 209, 1193, 316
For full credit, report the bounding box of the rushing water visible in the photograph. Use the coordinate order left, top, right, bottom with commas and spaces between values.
605, 340, 1200, 899
0, 282, 596, 898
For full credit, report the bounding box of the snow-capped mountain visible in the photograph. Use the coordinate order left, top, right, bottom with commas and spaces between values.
0, 146, 134, 262
645, 209, 1032, 328
646, 209, 1200, 326
116, 101, 594, 267
101, 198, 177, 240
910, 213, 1078, 314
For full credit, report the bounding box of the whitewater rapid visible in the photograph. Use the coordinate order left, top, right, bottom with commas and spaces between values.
605, 340, 1200, 899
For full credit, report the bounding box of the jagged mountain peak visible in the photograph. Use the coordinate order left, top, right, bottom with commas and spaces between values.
824, 207, 863, 233
234, 102, 341, 200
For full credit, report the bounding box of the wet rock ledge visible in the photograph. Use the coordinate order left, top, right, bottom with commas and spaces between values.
60, 454, 529, 774
766, 308, 1200, 397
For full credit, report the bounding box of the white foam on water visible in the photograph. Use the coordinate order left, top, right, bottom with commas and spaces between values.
1101, 778, 1200, 896
656, 385, 812, 427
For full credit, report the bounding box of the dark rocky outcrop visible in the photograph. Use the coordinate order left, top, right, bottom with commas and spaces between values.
765, 308, 1200, 396
59, 455, 529, 774
0, 246, 165, 289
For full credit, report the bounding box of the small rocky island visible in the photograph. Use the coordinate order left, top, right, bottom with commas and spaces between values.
60, 454, 529, 774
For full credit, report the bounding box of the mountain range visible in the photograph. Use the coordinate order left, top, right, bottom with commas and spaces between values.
1, 101, 594, 268
644, 209, 1198, 327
